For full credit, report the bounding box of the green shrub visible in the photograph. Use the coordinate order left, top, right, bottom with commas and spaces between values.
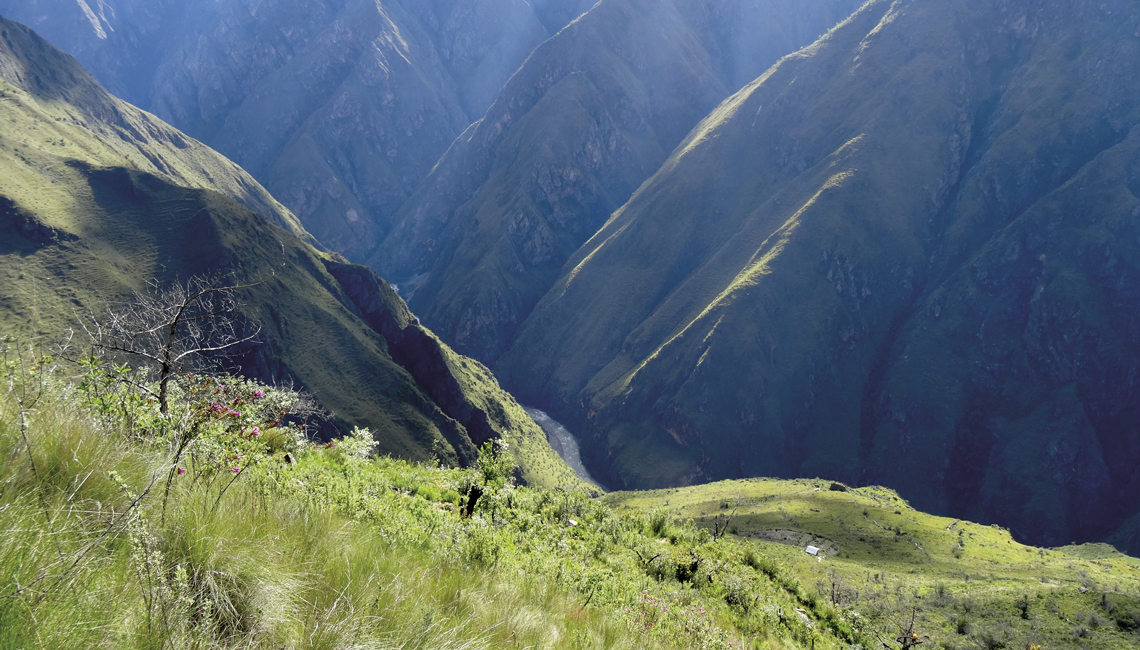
1111, 605, 1140, 630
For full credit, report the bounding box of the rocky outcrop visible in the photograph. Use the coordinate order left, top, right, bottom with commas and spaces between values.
324, 259, 583, 487
324, 260, 484, 463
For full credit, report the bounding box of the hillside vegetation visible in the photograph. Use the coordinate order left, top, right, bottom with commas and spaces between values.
610, 480, 1140, 649
3, 351, 1139, 650
0, 15, 580, 490
498, 0, 1140, 553
0, 15, 309, 240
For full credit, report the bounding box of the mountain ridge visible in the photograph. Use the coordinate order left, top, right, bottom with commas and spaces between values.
0, 0, 599, 262
0, 14, 584, 490
0, 15, 312, 242
498, 0, 1140, 552
372, 0, 866, 361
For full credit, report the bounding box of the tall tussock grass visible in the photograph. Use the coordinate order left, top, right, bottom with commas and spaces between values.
0, 347, 685, 650
3, 332, 860, 650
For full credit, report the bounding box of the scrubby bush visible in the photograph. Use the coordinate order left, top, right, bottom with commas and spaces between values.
6, 340, 861, 650
1111, 604, 1140, 630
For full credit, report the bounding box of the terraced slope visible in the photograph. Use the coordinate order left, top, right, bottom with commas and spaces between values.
0, 0, 597, 261
0, 16, 583, 490
500, 0, 1140, 550
373, 0, 864, 361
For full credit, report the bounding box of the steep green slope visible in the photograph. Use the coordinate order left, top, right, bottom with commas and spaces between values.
0, 0, 595, 262
500, 0, 1140, 549
609, 478, 1140, 650
372, 0, 864, 362
0, 16, 583, 490
0, 14, 309, 241
5, 370, 1137, 649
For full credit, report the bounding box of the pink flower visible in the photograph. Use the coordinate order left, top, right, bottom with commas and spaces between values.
177, 467, 186, 475
253, 390, 264, 399
231, 467, 242, 473
251, 427, 260, 437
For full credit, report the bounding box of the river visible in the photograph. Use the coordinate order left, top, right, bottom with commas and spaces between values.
523, 406, 605, 489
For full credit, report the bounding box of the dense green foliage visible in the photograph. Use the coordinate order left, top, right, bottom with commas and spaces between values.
497, 0, 1140, 554
0, 351, 818, 649
4, 349, 1139, 649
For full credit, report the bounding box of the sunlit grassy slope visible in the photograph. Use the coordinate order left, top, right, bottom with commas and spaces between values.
5, 360, 1139, 650
609, 478, 1140, 649
0, 16, 309, 241
0, 15, 581, 491
499, 0, 1140, 553
0, 371, 635, 650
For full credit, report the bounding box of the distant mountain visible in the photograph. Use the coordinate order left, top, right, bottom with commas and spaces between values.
372, 0, 864, 361
499, 0, 1140, 552
0, 0, 596, 260
0, 16, 582, 490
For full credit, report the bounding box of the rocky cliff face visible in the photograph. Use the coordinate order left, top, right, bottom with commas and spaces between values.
372, 0, 864, 362
0, 0, 592, 261
498, 0, 1140, 552
0, 0, 200, 102
324, 260, 580, 489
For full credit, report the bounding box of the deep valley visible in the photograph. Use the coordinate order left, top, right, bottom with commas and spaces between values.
2, 0, 1140, 647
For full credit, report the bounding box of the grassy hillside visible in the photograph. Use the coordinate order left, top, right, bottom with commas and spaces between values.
498, 0, 1140, 551
0, 15, 582, 491
0, 15, 310, 241
609, 478, 1140, 650
371, 0, 864, 362
4, 355, 1138, 649
0, 358, 642, 649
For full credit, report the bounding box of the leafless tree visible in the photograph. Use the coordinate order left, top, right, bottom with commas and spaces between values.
712, 506, 738, 541
79, 273, 264, 414
874, 607, 928, 649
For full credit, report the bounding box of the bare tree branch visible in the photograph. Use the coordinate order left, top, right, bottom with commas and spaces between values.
78, 272, 268, 414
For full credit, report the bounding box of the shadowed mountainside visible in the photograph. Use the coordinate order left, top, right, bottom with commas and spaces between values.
0, 0, 598, 261
372, 0, 865, 362
0, 11, 310, 241
0, 16, 583, 490
498, 0, 1140, 552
